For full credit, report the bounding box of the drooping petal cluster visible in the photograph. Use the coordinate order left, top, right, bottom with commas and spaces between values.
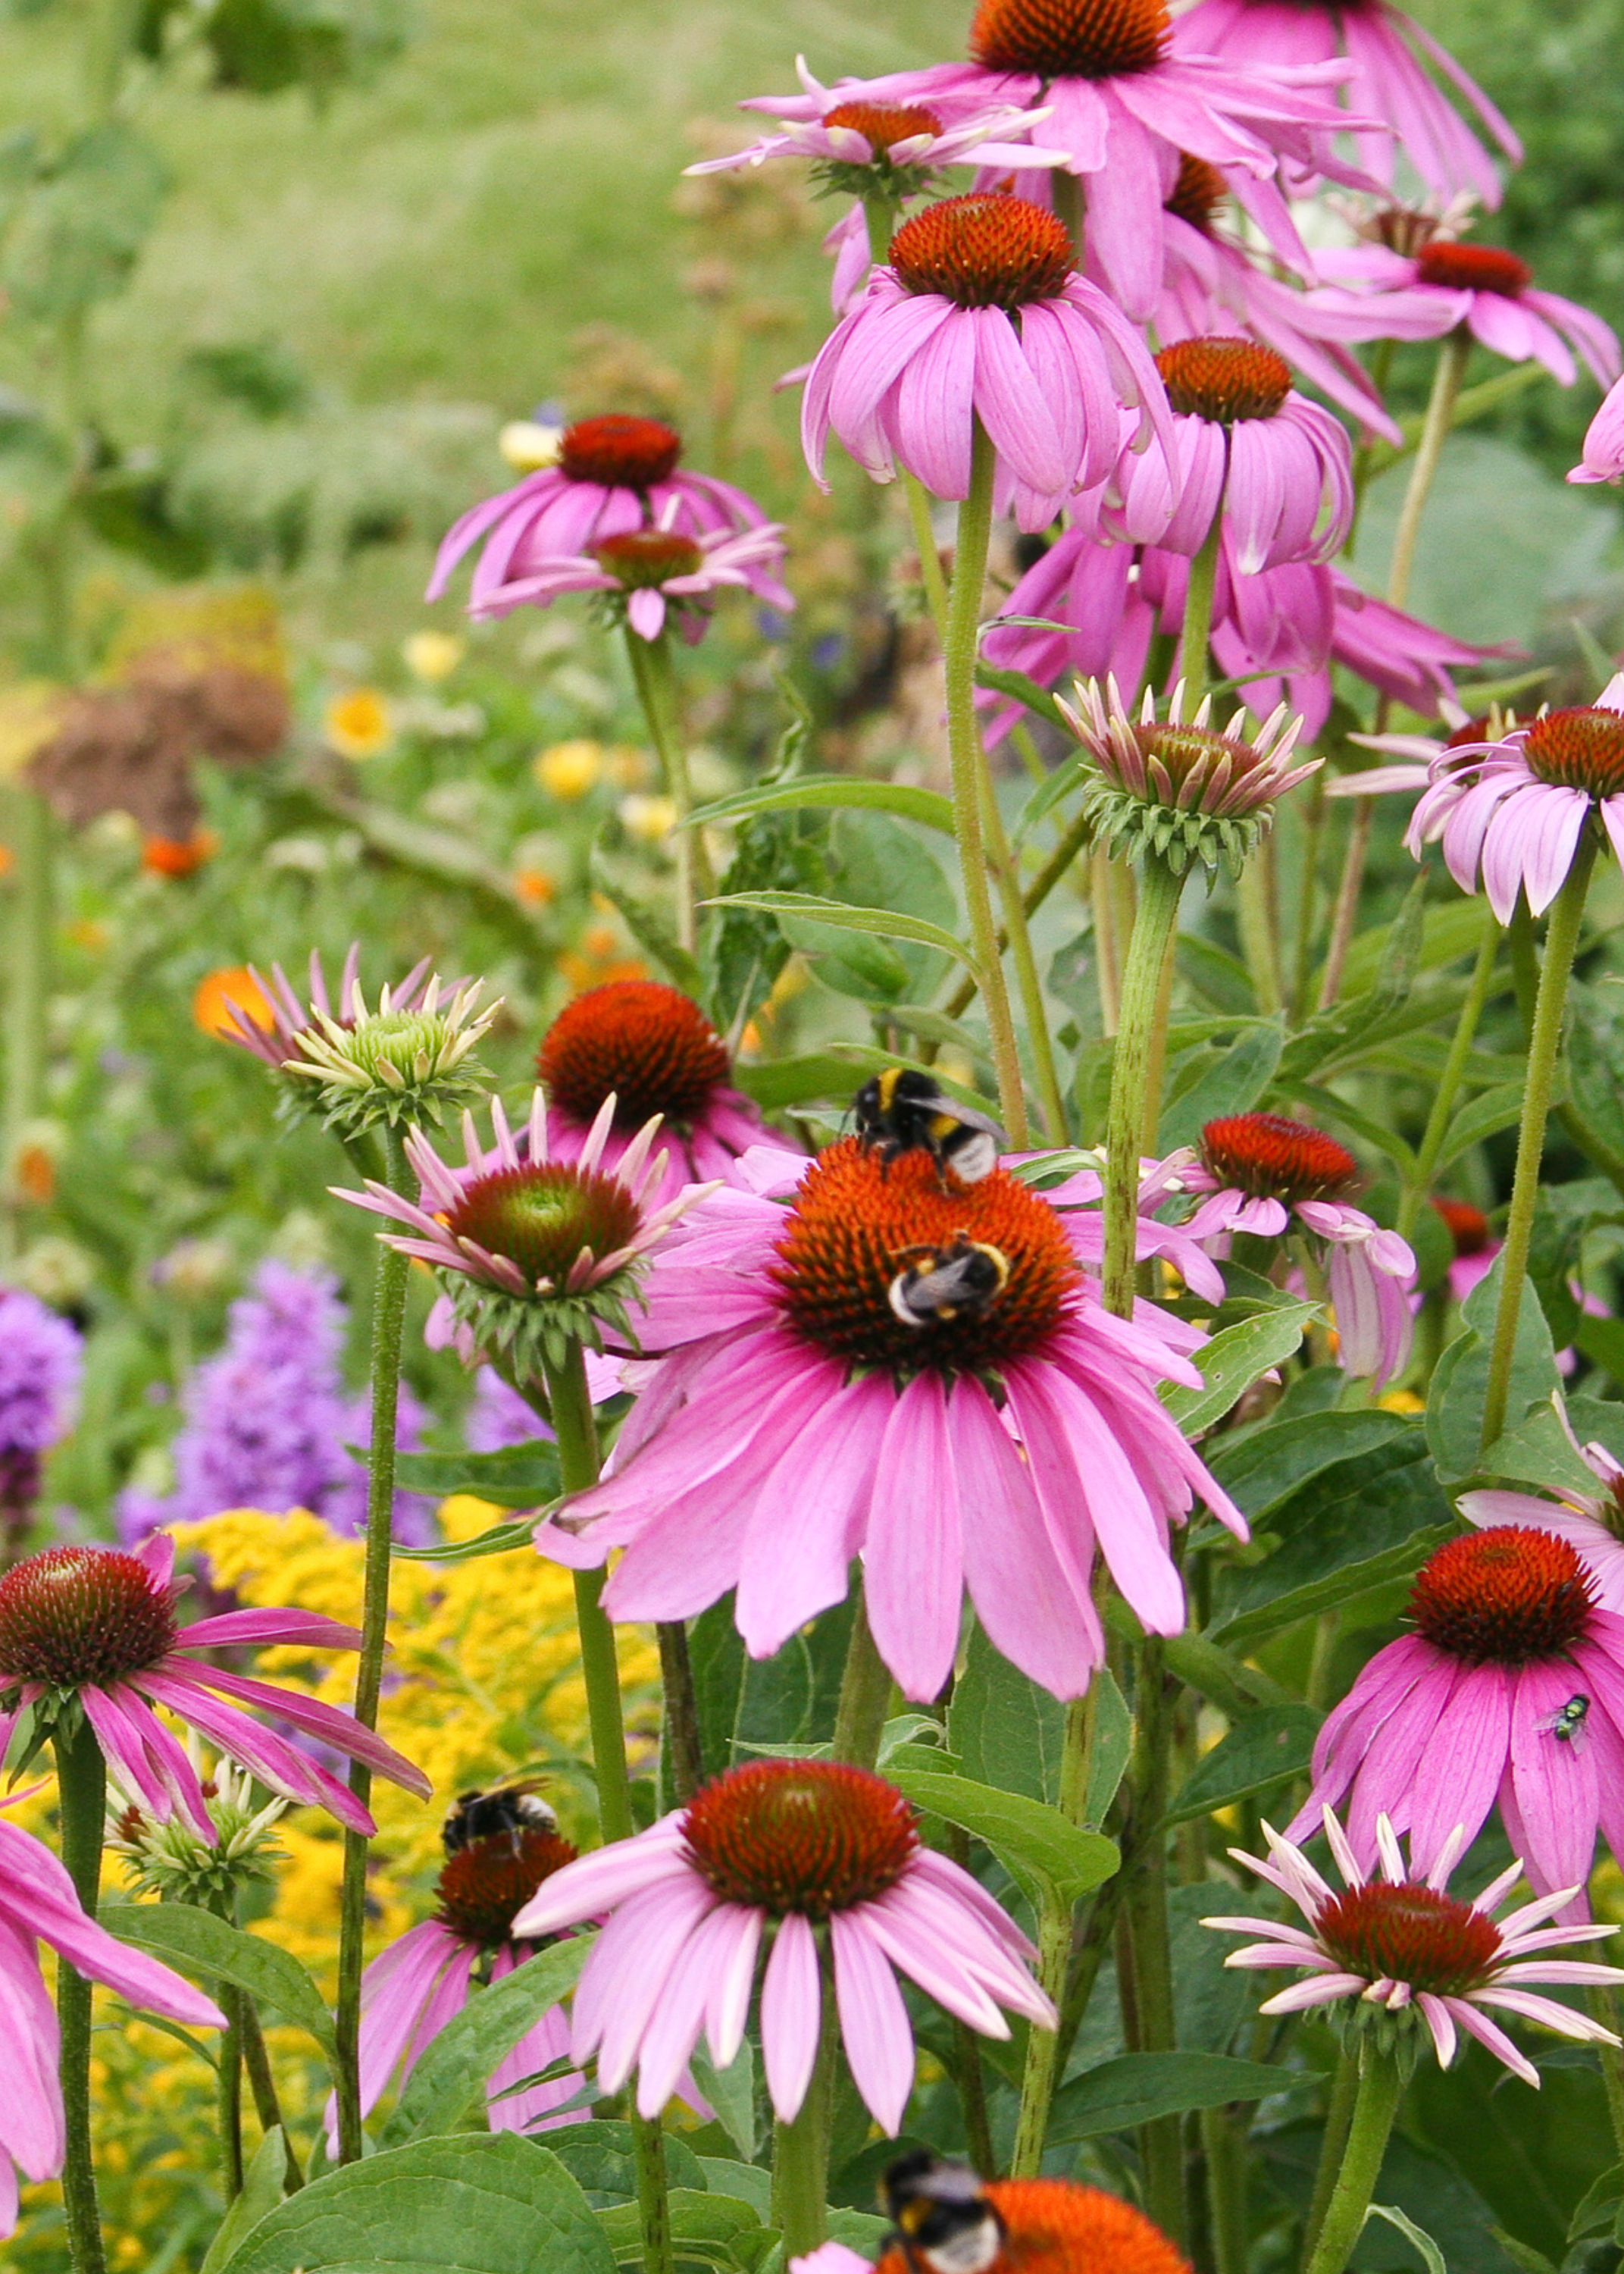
1310, 238, 1621, 391
452, 509, 795, 641
1570, 374, 1624, 487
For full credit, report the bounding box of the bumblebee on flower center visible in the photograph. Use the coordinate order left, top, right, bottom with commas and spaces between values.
434, 1825, 580, 1950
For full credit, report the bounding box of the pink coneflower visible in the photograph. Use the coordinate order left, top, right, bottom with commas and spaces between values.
1460, 1403, 1624, 1618
218, 942, 440, 1074
692, 60, 1071, 183
1112, 337, 1354, 572
1311, 238, 1621, 392
0, 1804, 227, 2232
1172, 0, 1519, 209
535, 980, 798, 1209
427, 415, 770, 613
1570, 373, 1624, 487
1156, 1114, 1416, 1387
511, 1758, 1055, 2132
454, 509, 793, 639
1432, 1195, 1500, 1305
1206, 1807, 1624, 2084
336, 1818, 588, 2141
0, 1537, 429, 1839
802, 191, 1169, 534
1287, 1526, 1624, 1903
536, 1138, 1247, 1702
1405, 678, 1624, 922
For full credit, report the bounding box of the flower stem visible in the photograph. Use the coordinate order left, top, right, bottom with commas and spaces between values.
1301, 2047, 1402, 2274
656, 1621, 704, 1806
1397, 905, 1501, 1242
1009, 1692, 1094, 2177
1201, 2102, 1248, 2274
946, 419, 1028, 1145
333, 1125, 413, 2166
830, 1587, 893, 1771
1587, 1987, 1624, 2167
54, 1716, 108, 2274
217, 1983, 245, 2201
1103, 852, 1185, 1317
903, 473, 950, 634
1300, 2047, 1358, 2266
239, 1997, 302, 2188
1386, 327, 1472, 614
940, 803, 1094, 1026
1480, 833, 1597, 1455
1179, 509, 1223, 709
771, 1970, 837, 2260
1316, 795, 1374, 1010
625, 625, 709, 957
1119, 1640, 1184, 2247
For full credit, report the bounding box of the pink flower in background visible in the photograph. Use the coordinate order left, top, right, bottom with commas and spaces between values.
535, 1138, 1246, 1704
1288, 1526, 1624, 1906
535, 980, 799, 1211
691, 60, 1072, 180
1406, 677, 1624, 922
0, 1804, 227, 2232
511, 1759, 1055, 2133
1206, 1807, 1623, 2083
1310, 240, 1621, 391
1430, 1195, 1501, 1305
1570, 374, 1624, 485
1172, 0, 1519, 208
452, 509, 793, 638
0, 1539, 429, 1840
1461, 1404, 1624, 1617
803, 192, 1169, 533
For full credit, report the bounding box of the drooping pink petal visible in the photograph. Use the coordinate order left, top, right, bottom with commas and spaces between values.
760, 1912, 822, 2122
862, 1373, 965, 1702
830, 1911, 918, 2133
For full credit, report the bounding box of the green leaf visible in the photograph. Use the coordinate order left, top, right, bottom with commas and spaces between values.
200, 2127, 289, 2274
1158, 1021, 1284, 1152
1436, 1082, 1538, 1173
1479, 1398, 1600, 1502
698, 2164, 772, 2222
1562, 981, 1624, 1198
5, 121, 168, 320
1208, 1408, 1415, 1523
1364, 2204, 1448, 2274
382, 1934, 593, 2144
688, 2040, 756, 2164
1165, 1705, 1322, 1825
1047, 2053, 1304, 2144
1426, 1252, 1561, 1483
213, 2134, 615, 2274
684, 775, 955, 836
597, 2190, 765, 2270
973, 660, 1070, 735
1162, 1302, 1318, 1436
1575, 1312, 1624, 1391
950, 1623, 1066, 1805
1331, 895, 1491, 1001
393, 1516, 540, 1564
546, 2122, 709, 2207
888, 1768, 1118, 1907
702, 892, 980, 977
1567, 2163, 1624, 2241
102, 1903, 336, 2062
393, 1441, 562, 1511
591, 850, 705, 995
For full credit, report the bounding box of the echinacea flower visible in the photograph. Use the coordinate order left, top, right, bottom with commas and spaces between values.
1153, 1113, 1416, 1387
511, 1757, 1055, 2132
1432, 1196, 1500, 1306
1208, 1807, 1624, 2083
1460, 1403, 1624, 1618
802, 191, 1169, 533
217, 943, 440, 1075
1055, 675, 1317, 879
0, 1536, 430, 1838
536, 1137, 1247, 1702
1172, 0, 1519, 210
1405, 676, 1624, 922
428, 415, 770, 615
1112, 337, 1355, 572
1287, 1525, 1624, 1903
535, 980, 798, 1208
1310, 237, 1621, 393
1569, 373, 1624, 487
471, 511, 795, 641
334, 1812, 589, 2143
340, 1086, 716, 1375
106, 1746, 289, 1910
0, 1803, 227, 2234
280, 973, 498, 1139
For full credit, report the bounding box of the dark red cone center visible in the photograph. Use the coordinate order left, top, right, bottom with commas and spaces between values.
558, 415, 682, 490
683, 1759, 917, 1919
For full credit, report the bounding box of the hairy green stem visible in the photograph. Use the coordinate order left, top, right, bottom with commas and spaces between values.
4, 788, 54, 1254
1103, 853, 1185, 1316
333, 1126, 413, 2166
1316, 796, 1373, 1012
1119, 1641, 1183, 2246
903, 472, 950, 636
1291, 772, 1326, 1020
656, 1621, 704, 1806
1237, 857, 1283, 1016
1200, 2103, 1248, 2274
217, 1984, 245, 2201
981, 778, 1069, 1141
946, 421, 1028, 1144
1480, 835, 1597, 1453
55, 1718, 108, 2274
1386, 327, 1472, 613
238, 1998, 302, 2188
1302, 2048, 1402, 2274
1587, 1987, 1624, 2168
771, 1970, 837, 2259
1009, 1693, 1094, 2176
1179, 509, 1223, 709
831, 1590, 893, 1770
626, 626, 709, 957
1397, 907, 1501, 1240
1301, 2049, 1359, 2266
941, 804, 1093, 1025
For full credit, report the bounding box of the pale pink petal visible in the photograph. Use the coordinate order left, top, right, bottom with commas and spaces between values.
760, 1912, 822, 2122
831, 1912, 918, 2134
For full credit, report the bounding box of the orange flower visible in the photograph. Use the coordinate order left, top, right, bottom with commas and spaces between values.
142, 830, 219, 879
193, 966, 274, 1041
512, 868, 556, 907
323, 689, 393, 760
14, 1144, 55, 1207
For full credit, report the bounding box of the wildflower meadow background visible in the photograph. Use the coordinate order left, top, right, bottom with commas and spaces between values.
4, 0, 1624, 2271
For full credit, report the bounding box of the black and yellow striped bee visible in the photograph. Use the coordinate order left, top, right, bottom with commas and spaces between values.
882, 2153, 1005, 2274
888, 1239, 1010, 1328
441, 1781, 557, 1855
854, 1069, 1004, 1187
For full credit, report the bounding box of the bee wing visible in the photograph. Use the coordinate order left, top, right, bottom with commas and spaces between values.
1569, 1718, 1593, 1756
937, 1096, 1007, 1143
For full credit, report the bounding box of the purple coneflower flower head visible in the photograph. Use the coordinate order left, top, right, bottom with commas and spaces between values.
1112, 337, 1355, 572
1172, 0, 1518, 208
1054, 674, 1317, 879
536, 1137, 1247, 1703
512, 1757, 1056, 2133
478, 508, 794, 643
802, 191, 1169, 534
1460, 1400, 1624, 1618
339, 1087, 717, 1375
333, 1813, 588, 2144
536, 979, 799, 1211
1312, 236, 1621, 392
220, 944, 439, 1078
0, 1534, 430, 1839
428, 414, 771, 615
0, 1289, 81, 1537
1156, 1113, 1415, 1387
280, 971, 498, 1142
0, 1802, 227, 2233
1570, 372, 1624, 487
1405, 677, 1624, 922
1207, 1807, 1624, 2084
1287, 1526, 1624, 1907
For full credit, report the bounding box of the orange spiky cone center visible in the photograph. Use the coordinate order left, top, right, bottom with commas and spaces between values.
1314, 1880, 1503, 1997
824, 101, 944, 152
1156, 337, 1292, 422
682, 1759, 917, 1920
1432, 1198, 1491, 1256
1415, 241, 1531, 297
558, 414, 683, 489
1522, 706, 1624, 796
1200, 1114, 1356, 1204
1165, 153, 1227, 233
538, 979, 730, 1131
971, 0, 1170, 80
0, 1546, 178, 1685
890, 193, 1075, 309
1410, 1526, 1593, 1665
877, 2177, 1191, 2274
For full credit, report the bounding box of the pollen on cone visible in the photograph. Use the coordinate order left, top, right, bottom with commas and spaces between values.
0, 1546, 177, 1686
1521, 706, 1624, 796
1199, 1114, 1356, 1204
1156, 337, 1292, 423
683, 1759, 917, 1919
1315, 1880, 1500, 1997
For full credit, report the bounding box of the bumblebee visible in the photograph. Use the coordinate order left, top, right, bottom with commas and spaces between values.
888, 1239, 1010, 1329
854, 1069, 1004, 1187
441, 1781, 557, 1855
882, 2153, 1005, 2274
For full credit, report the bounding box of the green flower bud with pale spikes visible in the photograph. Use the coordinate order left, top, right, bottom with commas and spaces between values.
1056, 674, 1320, 879
280, 974, 499, 1139
106, 1749, 289, 1911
